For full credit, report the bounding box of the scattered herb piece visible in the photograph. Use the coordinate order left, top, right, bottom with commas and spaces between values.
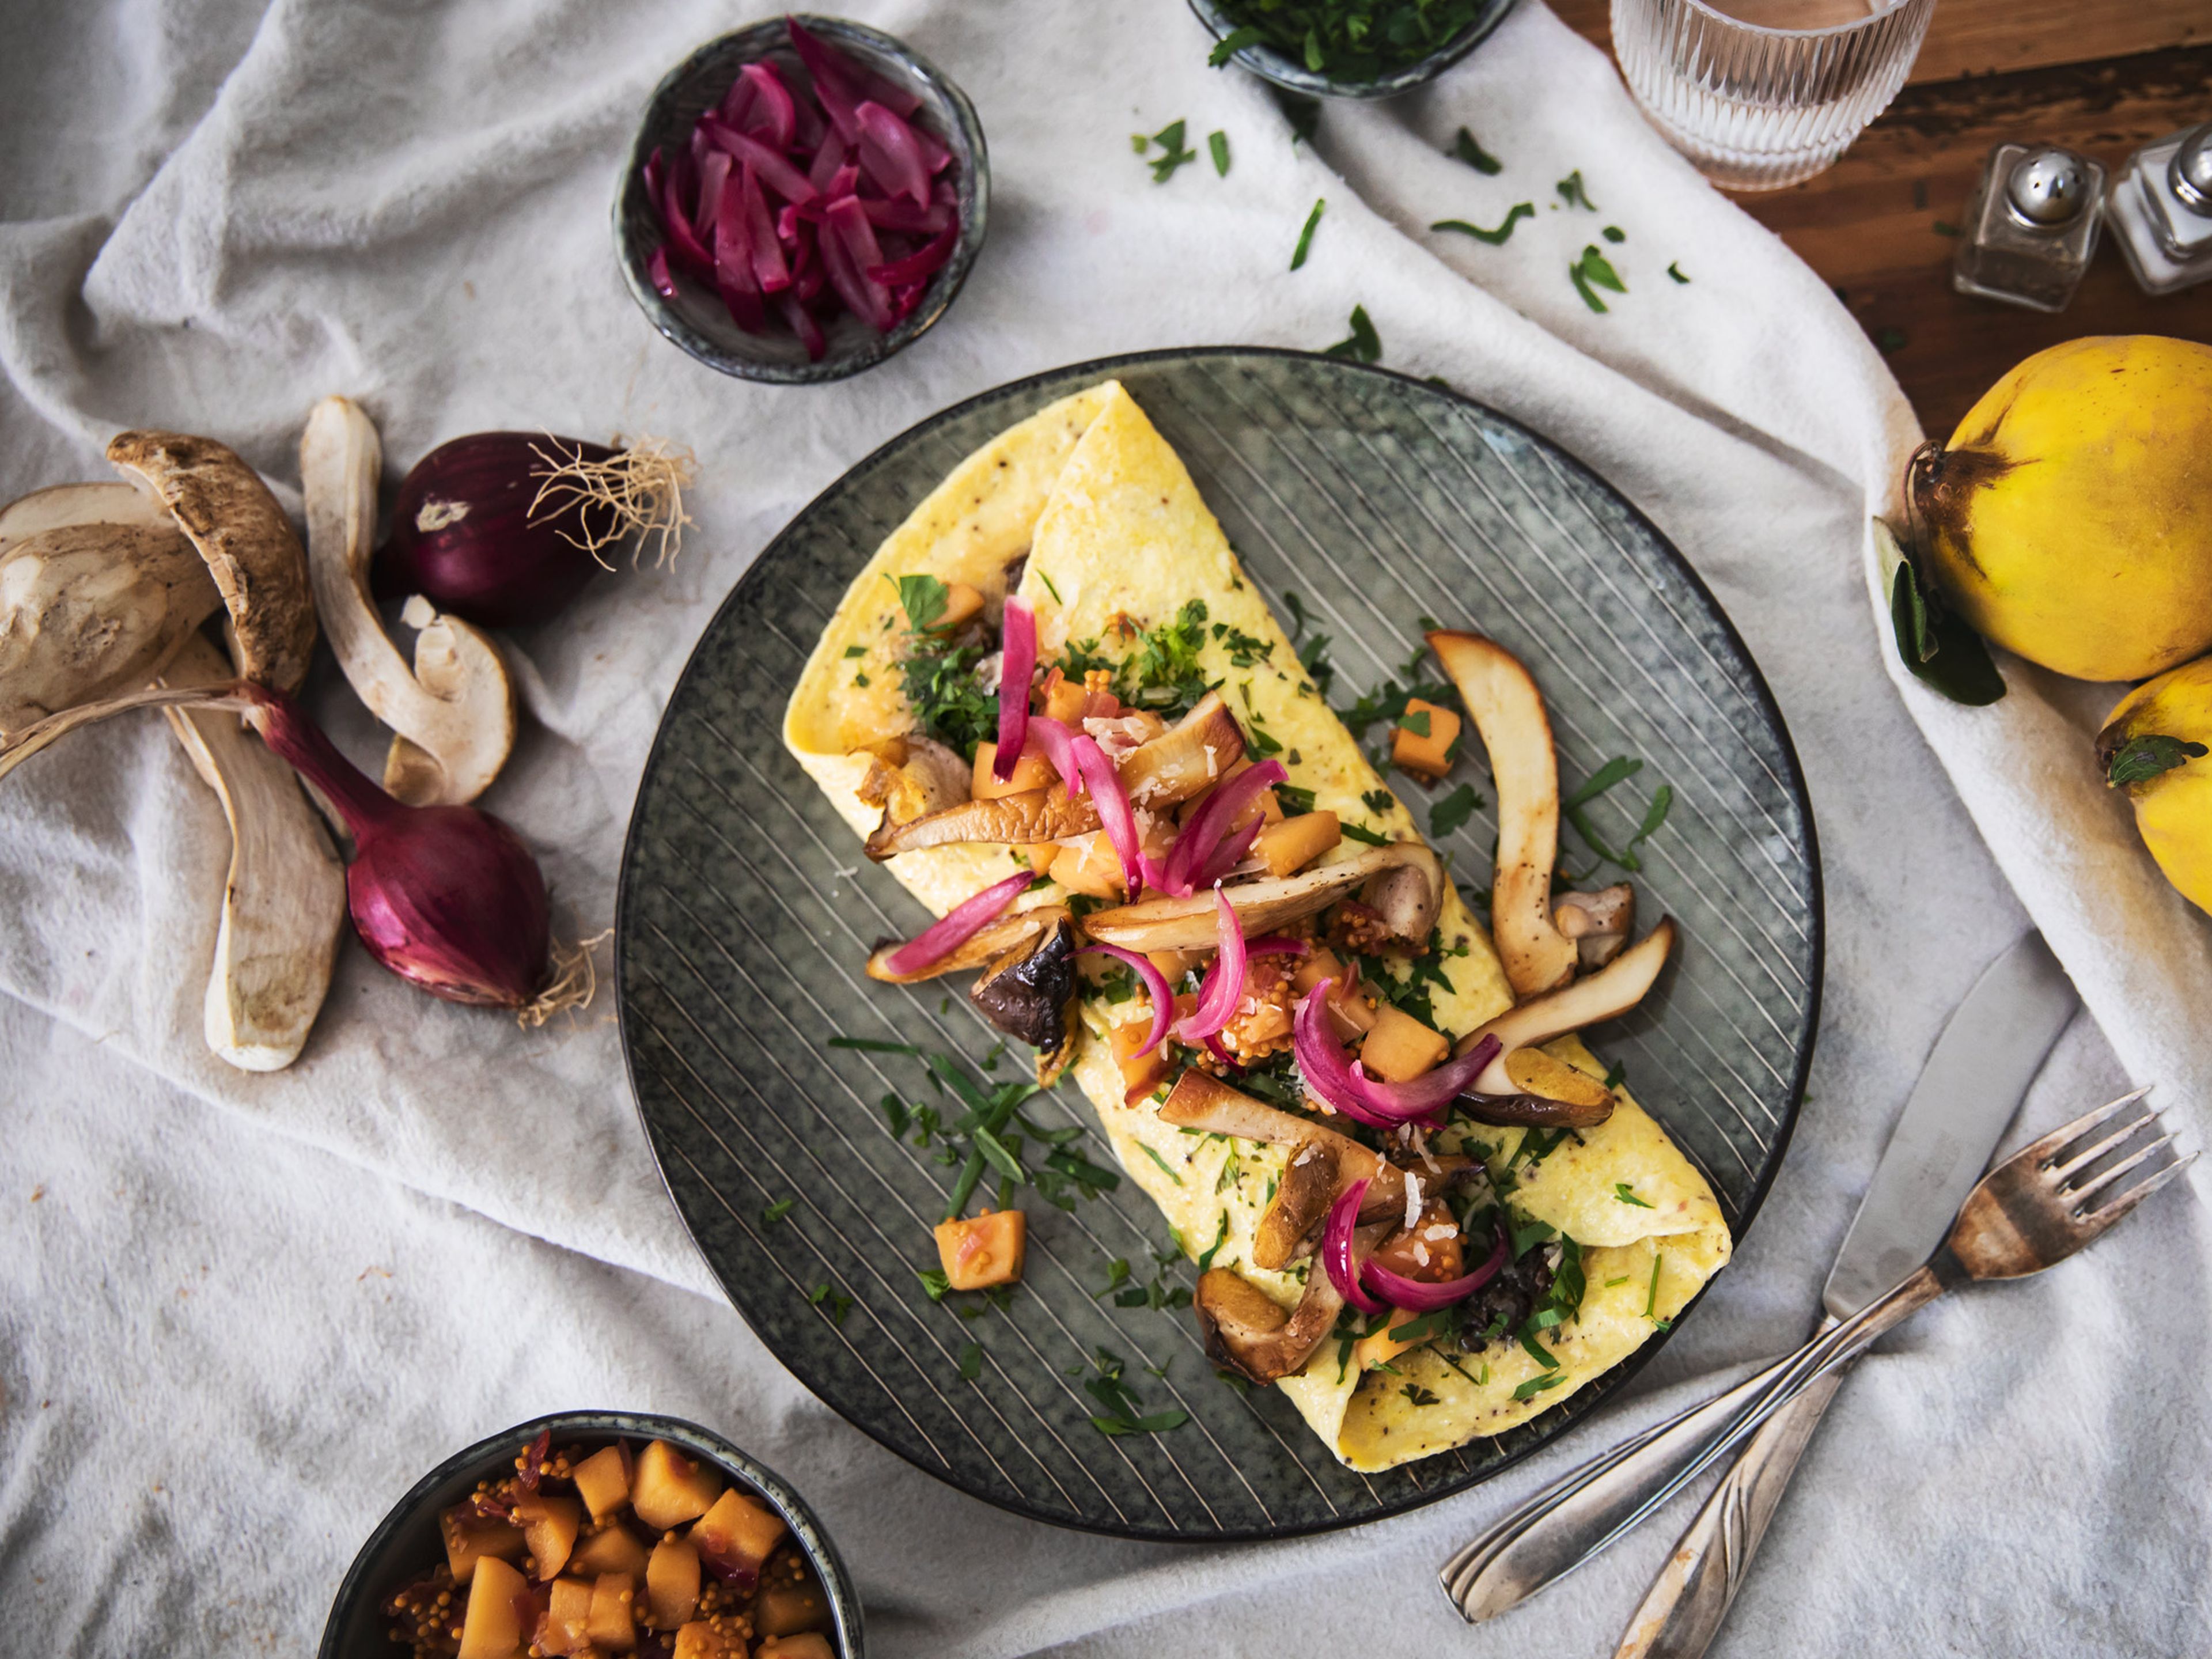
1613, 1183, 1653, 1209
1341, 821, 1389, 846
1517, 1328, 1560, 1371
1399, 708, 1432, 738
808, 1282, 854, 1326
880, 1093, 910, 1137
1142, 119, 1200, 183
1645, 1251, 1664, 1321
1666, 261, 1690, 283
1196, 1212, 1232, 1271
1433, 202, 1534, 245
1570, 244, 1626, 313
958, 1341, 983, 1381
2106, 733, 2207, 786
891, 573, 949, 633
830, 1035, 924, 1055
1277, 782, 1318, 813
1430, 782, 1483, 838
1037, 571, 1063, 604
1602, 224, 1625, 243
1448, 127, 1502, 174
918, 1267, 951, 1302
1605, 1275, 1631, 1287
1876, 327, 1907, 353
762, 1198, 796, 1224
842, 645, 867, 660
1138, 1142, 1185, 1186
1400, 1382, 1442, 1407
1082, 1346, 1188, 1437
1096, 1258, 1134, 1300
1322, 304, 1381, 363
1291, 197, 1327, 270
1556, 170, 1598, 210
1361, 787, 1395, 816
1601, 1060, 1626, 1092
1512, 1371, 1565, 1402
1210, 130, 1232, 176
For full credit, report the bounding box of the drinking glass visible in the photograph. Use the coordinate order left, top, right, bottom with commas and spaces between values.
1609, 0, 1937, 191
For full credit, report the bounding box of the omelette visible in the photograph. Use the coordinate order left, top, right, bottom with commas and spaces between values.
783, 382, 1730, 1474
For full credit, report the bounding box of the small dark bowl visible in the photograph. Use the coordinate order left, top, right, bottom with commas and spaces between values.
1188, 0, 1517, 98
613, 15, 987, 384
319, 1410, 863, 1658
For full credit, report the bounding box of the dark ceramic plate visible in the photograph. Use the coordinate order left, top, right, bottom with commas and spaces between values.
615, 349, 1821, 1542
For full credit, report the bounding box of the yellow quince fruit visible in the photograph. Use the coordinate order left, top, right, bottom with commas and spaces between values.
2097, 654, 2212, 916
1911, 335, 2212, 683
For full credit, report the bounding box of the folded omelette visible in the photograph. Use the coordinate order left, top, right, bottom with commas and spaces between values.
783, 381, 1729, 1473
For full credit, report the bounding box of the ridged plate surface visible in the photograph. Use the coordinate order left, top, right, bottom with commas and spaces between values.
616, 349, 1821, 1541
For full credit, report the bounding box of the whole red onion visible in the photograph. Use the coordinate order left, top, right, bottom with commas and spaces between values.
247, 685, 554, 1007
373, 433, 621, 629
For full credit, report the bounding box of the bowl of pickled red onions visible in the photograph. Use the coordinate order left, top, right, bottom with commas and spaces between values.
615, 14, 987, 383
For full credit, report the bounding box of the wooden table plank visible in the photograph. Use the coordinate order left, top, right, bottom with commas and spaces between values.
1547, 0, 2210, 85
1736, 46, 2212, 436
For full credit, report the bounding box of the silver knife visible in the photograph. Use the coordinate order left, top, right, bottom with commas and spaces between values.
1613, 930, 2079, 1659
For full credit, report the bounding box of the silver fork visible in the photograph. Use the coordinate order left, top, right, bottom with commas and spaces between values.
1440, 1090, 2194, 1626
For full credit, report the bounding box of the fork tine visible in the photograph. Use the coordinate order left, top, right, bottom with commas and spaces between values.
2082, 1152, 2199, 1231
2064, 1132, 2177, 1206
2028, 1085, 2154, 1167
2049, 1103, 2167, 1182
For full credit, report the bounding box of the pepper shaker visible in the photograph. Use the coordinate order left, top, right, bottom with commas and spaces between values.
2110, 121, 2212, 296
1952, 142, 2106, 313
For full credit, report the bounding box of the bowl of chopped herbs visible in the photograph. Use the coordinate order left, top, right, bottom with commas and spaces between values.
1192, 0, 1517, 97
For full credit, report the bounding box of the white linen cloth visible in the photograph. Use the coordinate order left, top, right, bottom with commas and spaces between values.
2, 2, 2205, 1654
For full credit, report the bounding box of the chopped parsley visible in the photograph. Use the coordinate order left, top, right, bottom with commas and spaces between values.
1433, 202, 1533, 245
1399, 708, 1432, 738
918, 1267, 951, 1301
1556, 169, 1598, 210
1096, 1258, 1133, 1300
1448, 127, 1502, 173
1058, 598, 1218, 718
899, 634, 995, 759
1667, 262, 1690, 284
957, 1341, 983, 1381
1517, 1328, 1559, 1371
808, 1282, 854, 1326
761, 1198, 796, 1224
1137, 1142, 1186, 1186
1335, 638, 1458, 743
1196, 1212, 1232, 1271
1341, 821, 1389, 846
1360, 788, 1394, 816
1211, 619, 1274, 667
1562, 756, 1673, 872
1139, 119, 1200, 183
1205, 0, 1490, 78
842, 645, 867, 659
1614, 1182, 1654, 1208
1209, 129, 1232, 176
1512, 1371, 1565, 1402
1603, 225, 1625, 243
1322, 304, 1381, 363
1291, 197, 1325, 270
1277, 782, 1317, 814
1400, 1382, 1442, 1407
1570, 243, 1627, 313
1082, 1345, 1188, 1437
1430, 782, 1484, 838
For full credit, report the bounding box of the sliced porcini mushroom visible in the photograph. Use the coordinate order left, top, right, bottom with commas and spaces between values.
1157, 1069, 1407, 1222
108, 429, 318, 694
1196, 1263, 1344, 1385
1554, 882, 1635, 969
969, 917, 1079, 1050
0, 480, 169, 552
157, 633, 346, 1071
0, 522, 221, 733
1358, 858, 1443, 952
865, 902, 1067, 984
1455, 917, 1676, 1096
855, 734, 969, 827
1115, 690, 1244, 809
1427, 631, 1576, 998
1084, 843, 1442, 953
866, 785, 1099, 860
1253, 1136, 1344, 1271
300, 396, 515, 806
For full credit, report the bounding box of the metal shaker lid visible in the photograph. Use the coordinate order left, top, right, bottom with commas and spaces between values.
2005, 147, 2092, 228
2171, 123, 2212, 215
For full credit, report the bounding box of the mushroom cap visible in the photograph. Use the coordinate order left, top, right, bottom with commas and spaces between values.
108, 429, 317, 694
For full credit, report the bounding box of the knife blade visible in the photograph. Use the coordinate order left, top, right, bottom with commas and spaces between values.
1613, 930, 2079, 1659
1822, 929, 2080, 1316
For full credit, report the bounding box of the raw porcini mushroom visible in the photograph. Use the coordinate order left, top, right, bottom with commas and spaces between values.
300, 396, 516, 806
157, 633, 346, 1071
0, 480, 170, 551
1158, 1068, 1407, 1224
1554, 882, 1635, 969
968, 916, 1080, 1052
855, 734, 969, 827
1252, 1135, 1344, 1271
1454, 917, 1676, 1100
0, 521, 220, 733
107, 429, 319, 694
1427, 630, 1577, 998
1083, 843, 1443, 953
865, 902, 1069, 983
1196, 1263, 1346, 1386
1356, 857, 1443, 952
867, 785, 1099, 860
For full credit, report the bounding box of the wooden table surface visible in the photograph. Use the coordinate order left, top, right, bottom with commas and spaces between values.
1553, 0, 2212, 437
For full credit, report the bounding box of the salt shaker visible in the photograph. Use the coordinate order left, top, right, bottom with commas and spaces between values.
2109, 121, 2212, 296
1952, 143, 2106, 313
